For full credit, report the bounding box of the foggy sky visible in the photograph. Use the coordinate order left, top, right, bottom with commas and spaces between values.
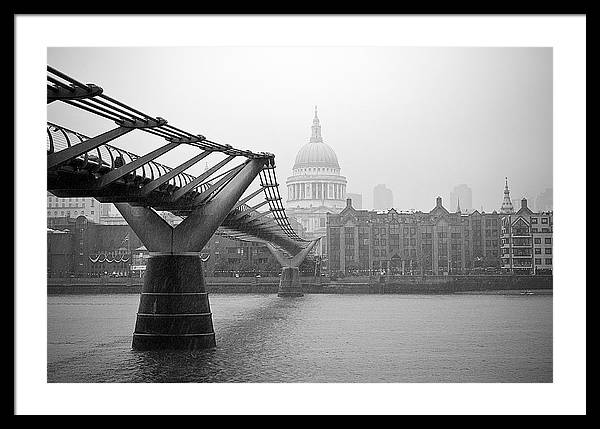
47, 47, 552, 212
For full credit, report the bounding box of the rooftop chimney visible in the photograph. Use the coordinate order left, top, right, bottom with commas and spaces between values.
436, 196, 442, 207
346, 198, 352, 208
521, 198, 528, 209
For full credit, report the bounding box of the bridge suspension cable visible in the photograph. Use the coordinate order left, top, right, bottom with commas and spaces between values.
48, 65, 274, 159
47, 65, 308, 253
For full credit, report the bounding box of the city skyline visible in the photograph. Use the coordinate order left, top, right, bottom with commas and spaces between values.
47, 47, 552, 213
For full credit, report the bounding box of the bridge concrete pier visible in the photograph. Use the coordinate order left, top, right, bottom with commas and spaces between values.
132, 254, 215, 350
265, 238, 321, 298
114, 158, 266, 350
277, 266, 303, 297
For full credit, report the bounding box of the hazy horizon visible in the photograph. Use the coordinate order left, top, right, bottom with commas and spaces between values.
47, 47, 552, 212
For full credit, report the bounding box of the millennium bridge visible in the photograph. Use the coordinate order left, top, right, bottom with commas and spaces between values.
47, 66, 319, 350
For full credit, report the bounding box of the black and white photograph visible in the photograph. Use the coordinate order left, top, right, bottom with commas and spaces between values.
15, 14, 586, 415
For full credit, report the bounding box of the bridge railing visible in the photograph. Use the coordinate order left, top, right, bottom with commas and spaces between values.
47, 122, 199, 191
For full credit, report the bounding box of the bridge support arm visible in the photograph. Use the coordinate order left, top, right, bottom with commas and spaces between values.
113, 203, 173, 252
265, 239, 321, 297
172, 159, 266, 253
265, 239, 320, 268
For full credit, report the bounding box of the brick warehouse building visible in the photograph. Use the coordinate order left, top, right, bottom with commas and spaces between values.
327, 197, 501, 276
48, 214, 316, 278
47, 215, 143, 277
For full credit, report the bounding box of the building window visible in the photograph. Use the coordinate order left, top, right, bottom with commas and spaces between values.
531, 218, 538, 224
535, 258, 542, 264
545, 248, 552, 254
545, 258, 552, 265
541, 218, 548, 224
534, 238, 541, 244
535, 248, 541, 254
545, 238, 552, 244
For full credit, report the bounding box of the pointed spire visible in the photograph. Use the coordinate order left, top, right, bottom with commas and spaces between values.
456, 197, 461, 213
310, 105, 323, 143
500, 176, 514, 214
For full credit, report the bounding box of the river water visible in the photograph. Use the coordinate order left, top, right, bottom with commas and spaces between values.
47, 293, 552, 383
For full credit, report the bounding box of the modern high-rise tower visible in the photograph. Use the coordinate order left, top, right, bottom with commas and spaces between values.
450, 184, 472, 212
535, 188, 553, 212
373, 184, 393, 211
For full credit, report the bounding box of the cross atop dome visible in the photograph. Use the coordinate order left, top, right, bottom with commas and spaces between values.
310, 105, 323, 143
292, 107, 340, 170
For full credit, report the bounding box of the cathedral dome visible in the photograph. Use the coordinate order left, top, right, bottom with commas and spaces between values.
293, 141, 340, 169
286, 107, 348, 237
292, 107, 340, 170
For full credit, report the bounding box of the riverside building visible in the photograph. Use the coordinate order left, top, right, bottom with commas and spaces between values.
47, 215, 142, 278
327, 196, 501, 276
47, 192, 109, 224
500, 196, 553, 275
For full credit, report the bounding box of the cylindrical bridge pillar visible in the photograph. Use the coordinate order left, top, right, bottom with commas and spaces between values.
132, 254, 216, 350
277, 266, 304, 297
